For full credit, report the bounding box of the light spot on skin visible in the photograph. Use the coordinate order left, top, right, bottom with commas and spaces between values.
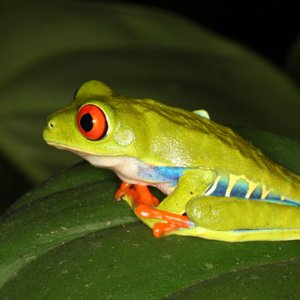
113, 125, 135, 146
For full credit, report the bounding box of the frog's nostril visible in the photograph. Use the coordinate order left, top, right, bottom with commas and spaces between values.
48, 121, 55, 129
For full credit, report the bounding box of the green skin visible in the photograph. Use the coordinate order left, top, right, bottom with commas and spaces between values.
43, 80, 300, 242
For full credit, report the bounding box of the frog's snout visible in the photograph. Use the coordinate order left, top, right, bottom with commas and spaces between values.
43, 116, 56, 143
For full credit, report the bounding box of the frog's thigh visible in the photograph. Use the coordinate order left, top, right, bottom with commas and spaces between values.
186, 196, 300, 231
157, 169, 215, 214
186, 196, 249, 231
184, 196, 300, 241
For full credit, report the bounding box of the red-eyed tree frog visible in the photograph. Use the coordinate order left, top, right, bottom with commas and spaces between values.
43, 80, 300, 242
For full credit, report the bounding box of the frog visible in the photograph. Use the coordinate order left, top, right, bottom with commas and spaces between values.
43, 80, 300, 242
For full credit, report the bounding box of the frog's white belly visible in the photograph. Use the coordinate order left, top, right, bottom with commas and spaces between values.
83, 154, 174, 195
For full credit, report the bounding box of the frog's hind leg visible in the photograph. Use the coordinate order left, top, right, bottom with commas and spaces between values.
185, 196, 300, 241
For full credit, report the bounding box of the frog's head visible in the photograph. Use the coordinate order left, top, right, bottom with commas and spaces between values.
43, 80, 145, 160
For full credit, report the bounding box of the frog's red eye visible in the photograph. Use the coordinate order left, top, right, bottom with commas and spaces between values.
77, 104, 108, 140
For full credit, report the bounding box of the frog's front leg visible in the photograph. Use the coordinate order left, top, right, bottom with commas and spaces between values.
115, 182, 160, 207
133, 169, 215, 237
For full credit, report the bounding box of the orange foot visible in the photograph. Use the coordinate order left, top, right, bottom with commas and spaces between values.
135, 204, 192, 238
115, 182, 160, 207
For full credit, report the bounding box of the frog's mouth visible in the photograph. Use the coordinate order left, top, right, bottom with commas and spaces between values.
45, 140, 137, 170
45, 140, 96, 159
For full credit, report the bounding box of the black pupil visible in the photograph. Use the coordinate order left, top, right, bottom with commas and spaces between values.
80, 113, 93, 132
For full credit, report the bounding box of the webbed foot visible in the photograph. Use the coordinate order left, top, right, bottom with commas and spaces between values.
135, 204, 192, 238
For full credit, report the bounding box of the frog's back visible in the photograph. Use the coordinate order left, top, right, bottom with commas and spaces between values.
127, 98, 300, 202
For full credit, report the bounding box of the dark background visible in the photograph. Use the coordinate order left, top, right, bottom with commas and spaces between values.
127, 1, 299, 67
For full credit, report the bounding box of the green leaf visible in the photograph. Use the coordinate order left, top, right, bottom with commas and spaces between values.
0, 129, 300, 299
0, 165, 136, 291
166, 260, 300, 299
1, 1, 300, 183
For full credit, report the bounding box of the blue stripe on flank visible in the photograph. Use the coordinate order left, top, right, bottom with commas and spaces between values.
137, 165, 186, 185
248, 188, 299, 207
283, 199, 300, 206
155, 166, 186, 181
249, 186, 299, 206
210, 176, 228, 196
265, 192, 281, 201
249, 186, 262, 199
230, 179, 249, 198
207, 174, 300, 207
261, 198, 300, 207
251, 189, 299, 207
